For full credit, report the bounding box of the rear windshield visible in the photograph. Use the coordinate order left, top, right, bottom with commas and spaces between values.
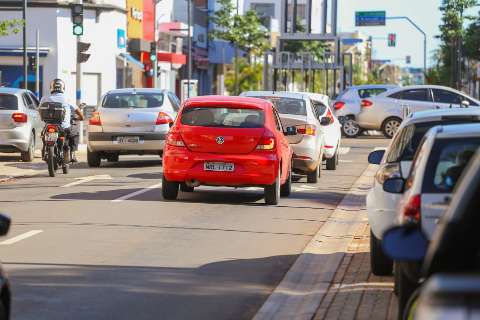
103, 93, 164, 109
423, 138, 480, 193
254, 97, 307, 116
357, 88, 388, 98
181, 107, 265, 128
0, 94, 18, 110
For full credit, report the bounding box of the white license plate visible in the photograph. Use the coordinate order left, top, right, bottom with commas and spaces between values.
45, 132, 58, 142
114, 136, 143, 144
204, 162, 235, 172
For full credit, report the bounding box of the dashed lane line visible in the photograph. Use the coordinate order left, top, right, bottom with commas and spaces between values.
111, 183, 162, 202
339, 147, 351, 155
61, 175, 112, 188
0, 230, 43, 245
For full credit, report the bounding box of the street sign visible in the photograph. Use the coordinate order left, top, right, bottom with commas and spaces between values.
355, 11, 386, 27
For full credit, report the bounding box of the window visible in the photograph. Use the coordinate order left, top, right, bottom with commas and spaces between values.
180, 107, 265, 128
400, 89, 431, 102
405, 136, 428, 191
432, 89, 462, 105
311, 101, 327, 118
385, 124, 416, 163
28, 92, 39, 107
254, 96, 307, 116
389, 91, 403, 99
22, 93, 33, 109
0, 94, 18, 110
272, 109, 283, 131
358, 88, 388, 99
167, 93, 180, 112
251, 3, 275, 29
103, 93, 164, 109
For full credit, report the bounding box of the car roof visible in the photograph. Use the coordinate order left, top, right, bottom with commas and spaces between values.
403, 108, 480, 126
347, 84, 398, 90
241, 91, 309, 100
184, 95, 272, 110
298, 92, 329, 101
105, 88, 167, 94
0, 87, 28, 95
428, 123, 480, 139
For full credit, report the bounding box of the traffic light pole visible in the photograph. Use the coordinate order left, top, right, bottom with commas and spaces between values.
152, 0, 157, 88
35, 29, 40, 98
76, 0, 83, 144
23, 0, 27, 90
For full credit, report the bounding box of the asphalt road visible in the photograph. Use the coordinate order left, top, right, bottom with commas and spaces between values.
0, 137, 388, 320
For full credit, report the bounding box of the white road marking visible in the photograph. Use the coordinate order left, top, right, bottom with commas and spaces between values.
0, 230, 43, 245
339, 160, 353, 163
112, 183, 162, 202
62, 175, 112, 188
339, 147, 351, 155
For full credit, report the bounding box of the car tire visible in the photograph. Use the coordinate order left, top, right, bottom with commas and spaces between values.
162, 175, 179, 200
326, 152, 338, 170
47, 145, 56, 177
107, 153, 119, 162
280, 164, 292, 197
397, 264, 417, 320
342, 119, 362, 138
180, 183, 194, 192
307, 163, 320, 183
265, 169, 280, 205
20, 134, 35, 162
382, 117, 402, 139
370, 230, 393, 276
87, 150, 101, 167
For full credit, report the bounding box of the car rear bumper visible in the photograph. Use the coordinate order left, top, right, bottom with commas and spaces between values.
88, 132, 166, 152
0, 127, 30, 152
290, 137, 321, 173
163, 147, 279, 186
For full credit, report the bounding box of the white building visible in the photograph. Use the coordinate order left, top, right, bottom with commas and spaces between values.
0, 0, 126, 106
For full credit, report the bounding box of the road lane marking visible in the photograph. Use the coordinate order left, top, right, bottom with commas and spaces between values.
62, 175, 112, 188
0, 230, 43, 245
339, 160, 353, 163
339, 147, 351, 155
112, 183, 162, 202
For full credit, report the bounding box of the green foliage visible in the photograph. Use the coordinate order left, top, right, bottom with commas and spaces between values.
209, 0, 269, 57
464, 13, 480, 60
225, 58, 262, 93
0, 19, 24, 36
283, 24, 325, 60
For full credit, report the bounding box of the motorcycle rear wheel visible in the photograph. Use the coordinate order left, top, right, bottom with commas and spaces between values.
47, 145, 56, 177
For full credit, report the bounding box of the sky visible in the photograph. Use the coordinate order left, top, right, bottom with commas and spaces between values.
337, 0, 479, 68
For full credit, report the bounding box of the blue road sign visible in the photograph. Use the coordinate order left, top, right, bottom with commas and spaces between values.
355, 11, 386, 27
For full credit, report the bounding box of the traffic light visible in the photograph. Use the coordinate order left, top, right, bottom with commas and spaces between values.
406, 55, 411, 64
388, 33, 396, 47
28, 55, 37, 72
150, 42, 157, 62
77, 41, 91, 63
71, 4, 84, 36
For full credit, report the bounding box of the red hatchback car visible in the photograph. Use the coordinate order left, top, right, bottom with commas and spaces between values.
162, 96, 296, 205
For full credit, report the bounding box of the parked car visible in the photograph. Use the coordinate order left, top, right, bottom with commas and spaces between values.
0, 214, 11, 320
162, 96, 294, 205
357, 85, 480, 138
366, 108, 480, 276
382, 150, 480, 319
87, 88, 179, 167
382, 123, 480, 315
0, 88, 43, 162
333, 84, 398, 137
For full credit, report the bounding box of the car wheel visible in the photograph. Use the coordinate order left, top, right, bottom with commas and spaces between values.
307, 164, 319, 183
397, 264, 417, 320
47, 145, 56, 177
342, 119, 362, 138
87, 150, 101, 167
162, 175, 179, 200
265, 168, 280, 205
326, 152, 338, 170
382, 117, 402, 139
370, 230, 393, 276
107, 153, 119, 162
180, 183, 194, 192
20, 134, 35, 162
280, 164, 292, 197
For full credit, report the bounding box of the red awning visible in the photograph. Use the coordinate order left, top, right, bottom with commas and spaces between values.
157, 52, 186, 65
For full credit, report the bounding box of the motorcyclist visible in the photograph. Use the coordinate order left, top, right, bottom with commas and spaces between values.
40, 79, 84, 162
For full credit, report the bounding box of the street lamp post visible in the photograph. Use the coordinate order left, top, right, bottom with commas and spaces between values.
153, 0, 158, 88
187, 0, 192, 97
23, 0, 27, 90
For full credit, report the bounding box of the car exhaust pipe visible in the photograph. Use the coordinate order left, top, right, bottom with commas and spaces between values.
186, 180, 200, 187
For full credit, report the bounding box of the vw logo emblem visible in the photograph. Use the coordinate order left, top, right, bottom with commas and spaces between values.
216, 136, 225, 145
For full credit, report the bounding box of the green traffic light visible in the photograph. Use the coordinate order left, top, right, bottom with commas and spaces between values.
73, 24, 83, 36
150, 54, 157, 62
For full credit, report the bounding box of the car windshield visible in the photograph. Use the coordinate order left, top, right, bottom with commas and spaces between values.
357, 88, 388, 98
253, 96, 307, 116
103, 93, 164, 109
180, 107, 265, 128
423, 138, 480, 193
0, 94, 18, 110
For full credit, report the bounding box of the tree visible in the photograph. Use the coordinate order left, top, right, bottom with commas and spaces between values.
224, 58, 262, 93
0, 19, 23, 36
283, 23, 325, 61
464, 13, 480, 60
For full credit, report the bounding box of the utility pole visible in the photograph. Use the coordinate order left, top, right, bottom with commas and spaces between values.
23, 0, 27, 89
35, 29, 40, 97
75, 0, 83, 144
234, 0, 239, 95
187, 0, 192, 97
153, 0, 158, 88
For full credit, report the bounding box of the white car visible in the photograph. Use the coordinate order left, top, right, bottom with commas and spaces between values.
366, 108, 480, 276
357, 85, 480, 138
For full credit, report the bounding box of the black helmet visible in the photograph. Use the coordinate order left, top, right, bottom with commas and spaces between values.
50, 78, 65, 94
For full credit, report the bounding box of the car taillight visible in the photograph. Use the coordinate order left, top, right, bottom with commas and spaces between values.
256, 136, 275, 150
402, 194, 421, 223
89, 112, 102, 126
166, 132, 185, 147
326, 109, 335, 123
155, 112, 173, 125
333, 101, 345, 110
296, 124, 316, 136
46, 124, 58, 133
361, 99, 373, 108
12, 112, 27, 123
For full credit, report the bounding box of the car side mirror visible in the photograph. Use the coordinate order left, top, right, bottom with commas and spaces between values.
0, 214, 11, 236
461, 100, 470, 108
383, 177, 405, 194
284, 126, 297, 136
382, 225, 428, 261
368, 149, 385, 165
320, 117, 331, 126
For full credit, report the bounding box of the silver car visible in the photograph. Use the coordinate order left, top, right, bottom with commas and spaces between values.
0, 88, 43, 162
241, 91, 329, 183
333, 84, 398, 137
87, 88, 179, 167
357, 85, 480, 138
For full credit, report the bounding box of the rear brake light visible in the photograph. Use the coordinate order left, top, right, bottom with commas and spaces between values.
89, 112, 102, 126
46, 124, 58, 133
256, 136, 275, 150
402, 194, 421, 223
333, 101, 345, 110
324, 145, 334, 149
155, 112, 173, 125
327, 110, 335, 123
361, 99, 373, 108
296, 124, 316, 136
12, 112, 27, 123
166, 132, 185, 147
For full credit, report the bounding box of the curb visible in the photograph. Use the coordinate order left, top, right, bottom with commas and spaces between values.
253, 164, 377, 320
